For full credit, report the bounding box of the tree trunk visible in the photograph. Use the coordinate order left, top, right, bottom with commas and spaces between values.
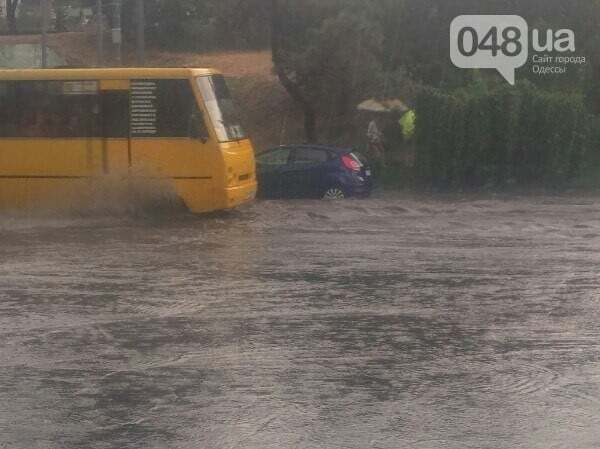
270, 0, 318, 143
6, 0, 19, 34
303, 105, 317, 143
55, 0, 67, 32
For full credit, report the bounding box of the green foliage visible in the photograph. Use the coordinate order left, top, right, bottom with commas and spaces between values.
275, 0, 385, 119
415, 82, 593, 191
271, 0, 600, 144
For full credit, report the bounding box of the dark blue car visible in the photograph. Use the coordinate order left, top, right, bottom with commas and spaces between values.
256, 144, 372, 200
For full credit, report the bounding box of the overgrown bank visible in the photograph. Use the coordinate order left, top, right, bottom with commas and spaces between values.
412, 82, 600, 192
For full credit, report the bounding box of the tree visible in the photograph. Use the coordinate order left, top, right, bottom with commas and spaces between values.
54, 0, 74, 32
271, 0, 385, 142
271, 0, 318, 141
269, 0, 600, 143
5, 0, 20, 33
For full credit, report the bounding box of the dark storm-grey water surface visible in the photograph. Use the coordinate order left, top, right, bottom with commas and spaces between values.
1, 194, 600, 449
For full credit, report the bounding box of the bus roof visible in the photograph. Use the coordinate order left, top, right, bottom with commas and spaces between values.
0, 67, 221, 81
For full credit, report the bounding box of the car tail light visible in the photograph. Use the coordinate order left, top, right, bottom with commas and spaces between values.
342, 155, 361, 172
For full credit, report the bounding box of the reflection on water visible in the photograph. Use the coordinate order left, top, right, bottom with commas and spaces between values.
0, 43, 65, 68
1, 193, 600, 449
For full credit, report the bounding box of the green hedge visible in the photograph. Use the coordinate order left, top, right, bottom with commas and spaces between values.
414, 82, 594, 190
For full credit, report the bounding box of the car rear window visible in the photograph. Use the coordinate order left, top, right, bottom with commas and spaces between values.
294, 148, 329, 165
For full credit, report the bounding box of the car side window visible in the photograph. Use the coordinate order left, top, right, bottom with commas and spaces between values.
293, 148, 328, 166
258, 148, 291, 168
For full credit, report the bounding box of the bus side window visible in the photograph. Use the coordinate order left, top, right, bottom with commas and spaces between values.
0, 82, 18, 137
156, 80, 208, 139
131, 79, 209, 140
0, 81, 98, 138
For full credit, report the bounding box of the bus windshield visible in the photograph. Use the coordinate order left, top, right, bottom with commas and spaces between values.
196, 75, 246, 142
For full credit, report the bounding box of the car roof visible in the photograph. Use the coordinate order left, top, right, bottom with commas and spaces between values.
265, 144, 354, 154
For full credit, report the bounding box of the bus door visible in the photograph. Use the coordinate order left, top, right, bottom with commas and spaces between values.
99, 80, 131, 174
128, 79, 214, 207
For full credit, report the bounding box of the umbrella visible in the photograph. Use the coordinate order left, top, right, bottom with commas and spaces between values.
357, 98, 409, 114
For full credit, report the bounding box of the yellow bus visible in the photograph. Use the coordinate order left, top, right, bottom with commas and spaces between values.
0, 68, 257, 213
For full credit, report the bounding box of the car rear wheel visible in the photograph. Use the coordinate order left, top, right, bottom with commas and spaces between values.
322, 186, 346, 200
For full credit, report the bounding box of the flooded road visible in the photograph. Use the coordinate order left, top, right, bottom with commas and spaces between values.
1, 194, 600, 449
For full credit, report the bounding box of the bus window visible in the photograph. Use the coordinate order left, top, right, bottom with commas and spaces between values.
0, 81, 17, 136
131, 79, 209, 139
0, 81, 99, 138
155, 80, 191, 137
196, 75, 246, 142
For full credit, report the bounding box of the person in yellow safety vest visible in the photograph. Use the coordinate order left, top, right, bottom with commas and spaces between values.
400, 110, 416, 140
366, 109, 416, 173
398, 110, 417, 166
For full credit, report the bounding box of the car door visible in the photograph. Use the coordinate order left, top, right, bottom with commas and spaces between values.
283, 147, 330, 198
256, 148, 292, 198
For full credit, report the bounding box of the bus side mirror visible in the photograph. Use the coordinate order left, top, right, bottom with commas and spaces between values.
189, 112, 209, 143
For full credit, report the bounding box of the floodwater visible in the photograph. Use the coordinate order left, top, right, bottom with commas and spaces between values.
1, 194, 600, 449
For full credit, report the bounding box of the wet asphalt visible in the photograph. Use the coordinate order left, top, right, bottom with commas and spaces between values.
1, 193, 600, 449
